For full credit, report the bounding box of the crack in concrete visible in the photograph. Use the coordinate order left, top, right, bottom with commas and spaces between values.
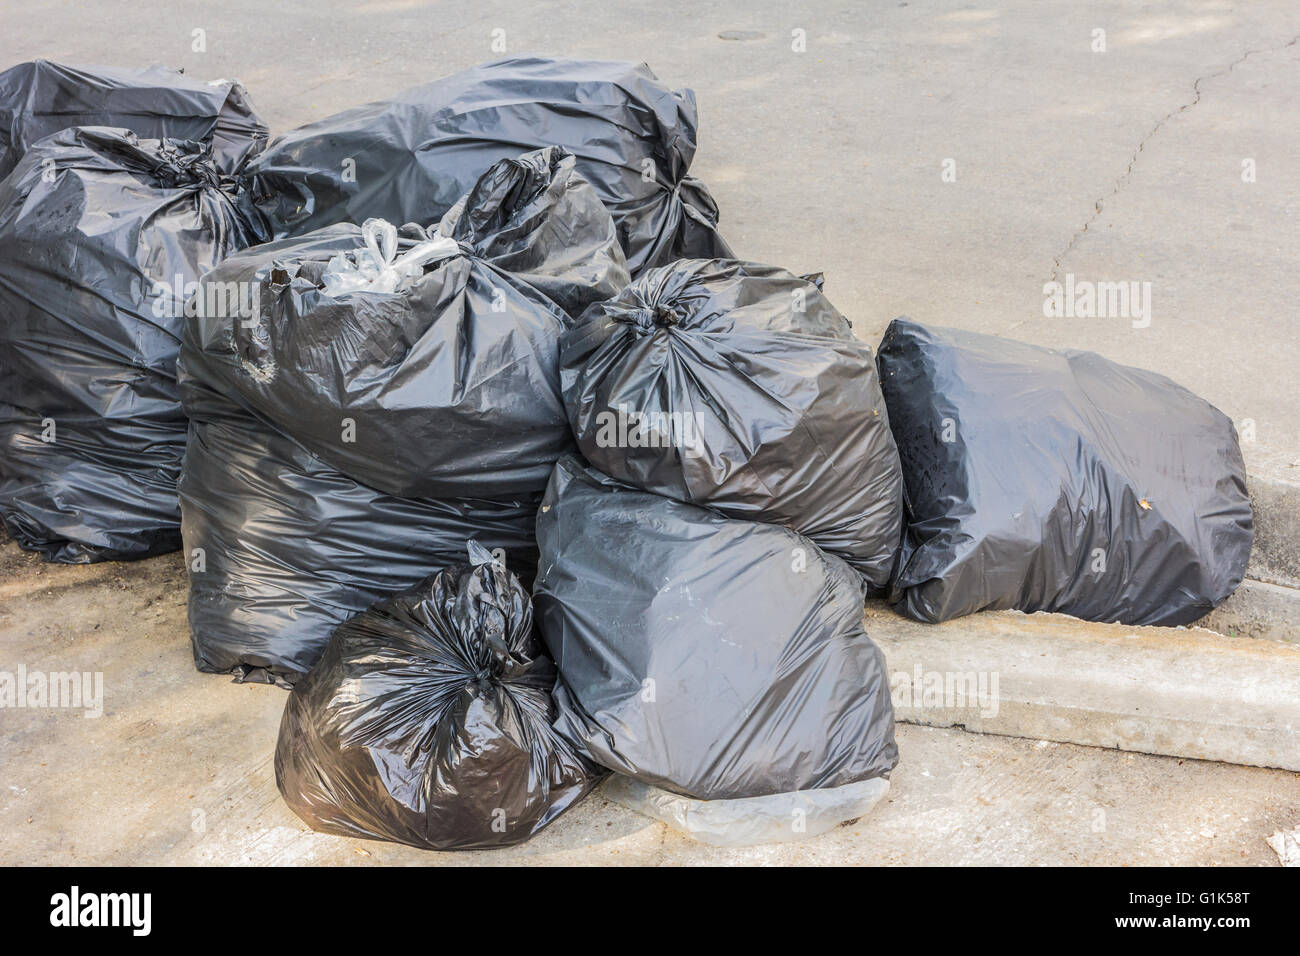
1047, 32, 1300, 284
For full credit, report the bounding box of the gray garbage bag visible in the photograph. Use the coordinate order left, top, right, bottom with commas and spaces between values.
0, 127, 267, 563
0, 59, 267, 177
275, 542, 603, 850
534, 456, 898, 835
561, 259, 904, 589
877, 317, 1254, 625
246, 56, 731, 274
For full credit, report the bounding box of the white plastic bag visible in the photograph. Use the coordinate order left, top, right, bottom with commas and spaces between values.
604, 775, 890, 846
319, 218, 459, 295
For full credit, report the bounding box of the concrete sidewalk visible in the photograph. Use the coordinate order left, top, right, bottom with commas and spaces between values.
0, 540, 1296, 866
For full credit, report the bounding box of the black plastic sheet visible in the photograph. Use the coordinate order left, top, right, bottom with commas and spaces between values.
246, 56, 731, 274
534, 456, 898, 801
0, 127, 267, 563
877, 317, 1254, 625
276, 542, 602, 850
0, 60, 267, 177
561, 259, 905, 589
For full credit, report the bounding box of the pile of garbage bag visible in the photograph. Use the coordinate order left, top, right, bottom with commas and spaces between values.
0, 59, 267, 177
877, 317, 1254, 625
179, 147, 626, 683
561, 258, 905, 589
0, 126, 267, 562
276, 542, 602, 850
0, 53, 1257, 852
246, 56, 731, 274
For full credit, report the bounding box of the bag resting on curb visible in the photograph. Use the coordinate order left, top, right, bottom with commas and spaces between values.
877, 317, 1253, 626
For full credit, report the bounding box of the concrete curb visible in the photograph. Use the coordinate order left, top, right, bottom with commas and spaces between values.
866, 602, 1300, 772
1201, 578, 1300, 643
1187, 474, 1300, 640
1246, 474, 1300, 589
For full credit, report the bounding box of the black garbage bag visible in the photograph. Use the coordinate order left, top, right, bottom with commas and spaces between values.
178, 382, 541, 686
184, 147, 628, 500
0, 60, 268, 178
246, 56, 731, 274
877, 317, 1254, 625
177, 149, 618, 682
275, 542, 603, 850
561, 259, 905, 589
0, 127, 268, 563
534, 456, 898, 807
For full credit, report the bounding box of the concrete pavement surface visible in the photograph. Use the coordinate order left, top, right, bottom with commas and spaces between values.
1, 0, 1297, 864
0, 534, 1295, 866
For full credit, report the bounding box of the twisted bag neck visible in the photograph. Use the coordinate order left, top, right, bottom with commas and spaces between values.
114, 136, 229, 191
623, 295, 689, 335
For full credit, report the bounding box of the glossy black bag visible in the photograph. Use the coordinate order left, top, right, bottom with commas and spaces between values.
246, 56, 731, 274
179, 381, 540, 686
178, 148, 621, 683
0, 59, 267, 177
534, 456, 898, 808
184, 147, 627, 500
877, 317, 1253, 625
561, 259, 904, 589
276, 542, 602, 850
0, 127, 267, 563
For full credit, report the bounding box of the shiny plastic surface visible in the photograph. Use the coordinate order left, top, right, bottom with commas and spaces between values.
0, 59, 267, 177
877, 317, 1254, 625
0, 127, 266, 563
561, 259, 905, 589
276, 542, 602, 850
534, 456, 898, 802
247, 56, 731, 274
178, 382, 540, 686
185, 147, 628, 500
